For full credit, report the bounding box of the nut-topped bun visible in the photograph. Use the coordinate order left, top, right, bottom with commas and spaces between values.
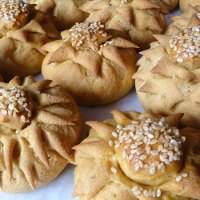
0, 0, 30, 35
180, 0, 200, 12
166, 5, 200, 36
28, 0, 89, 30
134, 26, 200, 128
80, 0, 166, 49
0, 76, 82, 193
42, 21, 138, 106
73, 110, 200, 200
0, 0, 59, 80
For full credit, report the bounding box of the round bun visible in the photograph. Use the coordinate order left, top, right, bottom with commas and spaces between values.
0, 1, 59, 80
0, 76, 82, 193
42, 21, 138, 106
73, 110, 200, 200
134, 25, 200, 128
80, 0, 166, 49
28, 0, 88, 30
180, 0, 200, 12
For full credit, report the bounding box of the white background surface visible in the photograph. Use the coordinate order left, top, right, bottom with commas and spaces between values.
0, 8, 179, 200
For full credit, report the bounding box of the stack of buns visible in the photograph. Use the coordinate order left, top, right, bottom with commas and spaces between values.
0, 0, 200, 199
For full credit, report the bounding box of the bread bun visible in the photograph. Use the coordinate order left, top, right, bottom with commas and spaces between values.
80, 0, 166, 49
42, 21, 138, 105
28, 0, 89, 30
73, 110, 200, 200
0, 76, 82, 193
134, 25, 200, 128
0, 1, 59, 80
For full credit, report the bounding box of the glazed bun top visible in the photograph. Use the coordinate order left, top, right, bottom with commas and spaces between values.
112, 113, 185, 186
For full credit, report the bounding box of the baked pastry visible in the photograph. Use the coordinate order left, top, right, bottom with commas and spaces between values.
180, 0, 200, 12
151, 0, 178, 13
73, 110, 200, 200
42, 21, 138, 106
80, 0, 166, 49
28, 0, 89, 30
166, 5, 200, 36
134, 25, 200, 128
0, 76, 82, 193
0, 0, 59, 80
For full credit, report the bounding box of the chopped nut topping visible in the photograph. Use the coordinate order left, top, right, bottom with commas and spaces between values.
0, 0, 28, 22
0, 86, 32, 123
131, 186, 161, 198
169, 26, 200, 63
64, 21, 111, 50
110, 117, 185, 175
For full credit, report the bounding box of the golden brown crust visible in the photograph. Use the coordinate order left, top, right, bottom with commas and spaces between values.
180, 0, 200, 12
42, 22, 138, 106
28, 0, 89, 30
73, 110, 200, 200
150, 0, 178, 13
80, 0, 166, 49
0, 76, 82, 193
134, 25, 200, 128
0, 3, 59, 80
166, 6, 200, 36
0, 0, 31, 36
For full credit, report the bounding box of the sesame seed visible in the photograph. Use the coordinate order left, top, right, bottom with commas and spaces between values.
108, 140, 113, 147
112, 131, 118, 138
149, 167, 156, 175
143, 190, 149, 197
111, 167, 117, 174
182, 173, 188, 178
120, 0, 127, 4
131, 186, 139, 192
176, 175, 182, 182
156, 189, 161, 197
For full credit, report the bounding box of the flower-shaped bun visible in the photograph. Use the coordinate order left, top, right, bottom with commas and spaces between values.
42, 21, 138, 106
180, 0, 200, 12
73, 110, 200, 200
0, 76, 82, 193
80, 0, 166, 49
0, 0, 59, 80
134, 25, 200, 128
28, 0, 88, 30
